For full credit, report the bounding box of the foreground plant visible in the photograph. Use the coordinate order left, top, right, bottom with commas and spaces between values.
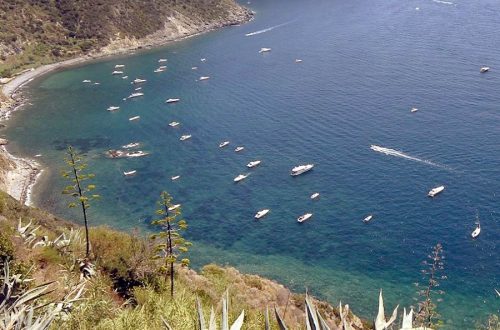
150, 191, 191, 297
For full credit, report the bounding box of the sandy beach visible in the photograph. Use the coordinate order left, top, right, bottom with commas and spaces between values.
0, 7, 252, 206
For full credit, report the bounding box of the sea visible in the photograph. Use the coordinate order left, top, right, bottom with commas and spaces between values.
4, 0, 499, 328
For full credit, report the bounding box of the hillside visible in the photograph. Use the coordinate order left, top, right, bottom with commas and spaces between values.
0, 0, 252, 78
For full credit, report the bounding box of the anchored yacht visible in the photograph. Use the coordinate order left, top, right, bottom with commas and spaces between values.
169, 121, 180, 127
129, 116, 140, 121
234, 174, 249, 182
234, 146, 245, 152
180, 134, 192, 141
123, 170, 137, 177
247, 160, 261, 168
428, 185, 445, 197
166, 98, 180, 103
310, 192, 320, 200
255, 209, 270, 219
133, 78, 147, 84
122, 142, 140, 149
297, 213, 313, 223
363, 215, 373, 223
219, 141, 230, 148
107, 106, 120, 111
259, 47, 272, 53
291, 164, 314, 176
171, 175, 181, 181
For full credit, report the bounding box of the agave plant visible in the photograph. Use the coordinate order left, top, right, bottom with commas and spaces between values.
193, 290, 245, 330
375, 289, 399, 330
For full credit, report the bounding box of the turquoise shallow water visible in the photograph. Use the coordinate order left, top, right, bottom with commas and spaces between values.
4, 0, 500, 327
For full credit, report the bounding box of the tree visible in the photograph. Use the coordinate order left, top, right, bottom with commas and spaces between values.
150, 191, 191, 297
415, 243, 446, 328
61, 146, 99, 259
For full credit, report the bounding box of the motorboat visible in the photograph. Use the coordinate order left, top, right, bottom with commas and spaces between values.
93, 82, 100, 85
135, 87, 142, 91
168, 204, 181, 211
234, 146, 245, 152
159, 65, 167, 69
192, 66, 198, 70
123, 170, 137, 176
363, 215, 373, 223
166, 98, 180, 103
126, 150, 149, 157
82, 80, 91, 83
171, 175, 181, 181
169, 121, 180, 127
295, 59, 303, 63
122, 76, 129, 79
471, 223, 481, 239
132, 78, 147, 84
107, 106, 120, 111
495, 289, 500, 297
310, 192, 320, 200
428, 185, 445, 197
411, 107, 418, 113
158, 59, 168, 63
115, 64, 125, 68
154, 68, 165, 73
219, 141, 230, 148
129, 116, 140, 121
297, 213, 313, 223
122, 142, 140, 149
127, 92, 144, 99
201, 58, 206, 62
291, 164, 314, 176
180, 134, 192, 141
112, 71, 123, 75
255, 209, 270, 219
259, 47, 272, 53
199, 76, 210, 81
247, 160, 261, 168
106, 149, 126, 158
480, 66, 490, 73
234, 174, 249, 182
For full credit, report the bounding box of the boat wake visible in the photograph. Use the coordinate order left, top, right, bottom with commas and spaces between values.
432, 0, 454, 5
370, 145, 452, 170
245, 22, 291, 37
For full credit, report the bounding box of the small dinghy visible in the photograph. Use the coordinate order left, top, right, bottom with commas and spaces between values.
310, 192, 320, 200
363, 214, 373, 223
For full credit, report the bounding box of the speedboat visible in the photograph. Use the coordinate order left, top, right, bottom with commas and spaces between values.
310, 192, 320, 200
159, 65, 167, 70
363, 215, 373, 223
219, 141, 230, 148
297, 213, 313, 223
135, 87, 142, 91
154, 68, 165, 73
255, 209, 270, 219
234, 146, 245, 152
295, 59, 303, 63
166, 98, 180, 103
291, 164, 314, 176
82, 80, 91, 83
259, 47, 272, 53
158, 59, 168, 63
171, 175, 181, 181
201, 58, 206, 62
411, 107, 418, 113
122, 76, 129, 79
234, 174, 249, 182
123, 170, 137, 177
471, 223, 481, 238
247, 160, 261, 168
192, 66, 198, 70
115, 64, 125, 68
127, 92, 144, 99
107, 106, 120, 111
480, 66, 490, 73
132, 78, 147, 84
112, 71, 123, 75
129, 116, 140, 121
428, 185, 445, 197
169, 121, 180, 127
93, 82, 100, 85
168, 204, 181, 211
199, 76, 210, 81
495, 289, 500, 297
126, 150, 149, 157
122, 142, 140, 149
180, 134, 192, 141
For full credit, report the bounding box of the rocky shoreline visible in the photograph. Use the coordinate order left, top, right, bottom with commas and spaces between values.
0, 5, 253, 206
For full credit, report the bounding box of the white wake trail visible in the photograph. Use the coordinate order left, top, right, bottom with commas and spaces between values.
370, 145, 451, 170
245, 22, 290, 37
432, 0, 454, 5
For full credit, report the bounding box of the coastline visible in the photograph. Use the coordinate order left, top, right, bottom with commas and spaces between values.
0, 5, 253, 207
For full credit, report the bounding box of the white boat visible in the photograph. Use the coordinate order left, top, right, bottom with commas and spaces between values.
411, 107, 419, 113
199, 76, 210, 81
107, 106, 120, 111
135, 87, 142, 91
247, 160, 261, 168
471, 224, 481, 238
310, 192, 320, 200
297, 213, 313, 223
115, 64, 125, 68
166, 98, 180, 103
82, 80, 91, 83
132, 78, 147, 84
255, 209, 270, 219
495, 288, 500, 297
93, 82, 100, 85
34, 154, 42, 157
259, 47, 272, 53
123, 170, 137, 176
171, 175, 181, 181
126, 150, 149, 157
168, 204, 181, 211
128, 92, 144, 99
159, 65, 167, 69
219, 141, 230, 148
291, 164, 314, 176
234, 146, 245, 152
363, 215, 373, 223
191, 66, 198, 70
480, 66, 490, 73
180, 134, 192, 141
129, 116, 140, 121
428, 185, 445, 197
122, 142, 140, 149
169, 121, 180, 127
122, 76, 129, 79
295, 59, 303, 63
154, 68, 165, 73
112, 71, 123, 75
234, 174, 249, 182
158, 59, 168, 63
201, 58, 206, 62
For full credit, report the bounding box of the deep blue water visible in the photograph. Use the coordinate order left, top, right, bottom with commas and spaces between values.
4, 0, 499, 327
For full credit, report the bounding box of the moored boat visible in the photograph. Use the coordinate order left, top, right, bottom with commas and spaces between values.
166, 98, 180, 103
234, 174, 249, 182
171, 175, 181, 181
428, 185, 445, 197
234, 146, 245, 152
158, 59, 167, 63
297, 213, 313, 223
133, 78, 147, 84
255, 209, 270, 219
259, 47, 272, 53
115, 64, 125, 68
295, 59, 303, 63
112, 71, 123, 75
291, 164, 314, 176
122, 76, 129, 79
129, 116, 140, 121
123, 170, 137, 177
471, 224, 481, 238
168, 204, 181, 211
411, 107, 418, 113
180, 134, 192, 141
199, 76, 210, 81
219, 141, 230, 148
126, 150, 149, 158
169, 121, 180, 127
127, 92, 144, 99
247, 160, 261, 168
122, 142, 140, 149
82, 80, 91, 83
363, 215, 373, 223
107, 106, 120, 111
154, 68, 165, 73
310, 192, 320, 200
